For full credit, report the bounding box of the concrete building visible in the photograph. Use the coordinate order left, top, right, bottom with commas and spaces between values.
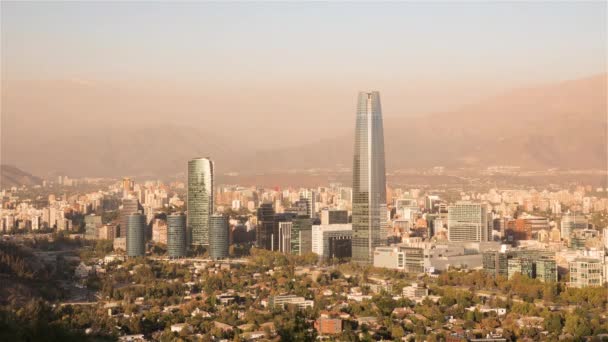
269, 294, 314, 310
569, 258, 604, 288
311, 224, 352, 259
290, 217, 312, 256
448, 202, 490, 242
560, 213, 588, 240
84, 214, 102, 240
321, 209, 348, 225
278, 221, 292, 253
120, 198, 140, 238
402, 283, 429, 301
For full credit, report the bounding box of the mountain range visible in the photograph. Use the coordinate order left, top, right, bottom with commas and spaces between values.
1, 73, 606, 178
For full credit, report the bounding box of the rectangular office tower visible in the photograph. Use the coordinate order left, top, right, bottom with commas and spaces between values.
352, 91, 388, 264
188, 158, 214, 246
209, 215, 229, 260
167, 213, 187, 258
448, 202, 490, 242
126, 213, 146, 257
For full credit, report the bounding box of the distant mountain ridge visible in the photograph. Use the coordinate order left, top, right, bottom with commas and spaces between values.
1, 74, 606, 177
0, 165, 42, 188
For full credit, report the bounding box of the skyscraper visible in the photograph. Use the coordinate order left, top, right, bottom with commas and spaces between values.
188, 158, 214, 246
120, 198, 141, 238
167, 213, 187, 258
209, 214, 229, 260
256, 202, 275, 250
352, 91, 387, 264
126, 212, 146, 257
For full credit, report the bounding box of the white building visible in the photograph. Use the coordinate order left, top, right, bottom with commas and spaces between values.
311, 224, 352, 258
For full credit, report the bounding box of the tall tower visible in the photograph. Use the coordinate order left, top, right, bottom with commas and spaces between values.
167, 213, 187, 258
351, 91, 387, 264
188, 158, 214, 247
209, 214, 229, 260
126, 212, 146, 257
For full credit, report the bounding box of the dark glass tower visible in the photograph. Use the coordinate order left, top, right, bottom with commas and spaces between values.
209, 215, 229, 260
126, 213, 146, 257
352, 91, 387, 264
188, 158, 214, 247
167, 213, 187, 258
256, 203, 275, 250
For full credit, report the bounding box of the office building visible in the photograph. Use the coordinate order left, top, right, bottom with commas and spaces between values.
290, 217, 312, 255
352, 91, 387, 264
209, 215, 229, 260
560, 212, 588, 240
278, 221, 292, 253
84, 214, 102, 240
507, 258, 535, 279
256, 203, 275, 250
167, 213, 187, 258
448, 202, 489, 242
126, 213, 146, 257
120, 198, 140, 237
188, 158, 214, 246
373, 247, 404, 270
402, 283, 429, 301
321, 209, 348, 225
299, 190, 316, 218
535, 259, 558, 283
312, 224, 352, 259
269, 294, 314, 310
569, 258, 604, 288
483, 251, 509, 278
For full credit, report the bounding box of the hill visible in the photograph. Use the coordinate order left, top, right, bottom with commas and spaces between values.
0, 165, 43, 189
250, 73, 607, 171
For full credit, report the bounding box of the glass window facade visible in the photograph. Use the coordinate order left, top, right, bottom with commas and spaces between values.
187, 158, 214, 246
352, 91, 387, 264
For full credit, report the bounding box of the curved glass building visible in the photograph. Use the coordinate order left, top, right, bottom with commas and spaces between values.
167, 213, 187, 258
209, 214, 229, 260
352, 91, 387, 264
188, 158, 214, 246
126, 212, 146, 257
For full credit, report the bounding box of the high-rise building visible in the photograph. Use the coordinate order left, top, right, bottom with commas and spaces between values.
321, 209, 348, 225
209, 215, 229, 260
126, 213, 146, 257
352, 91, 387, 264
188, 158, 214, 246
312, 224, 352, 259
299, 190, 316, 218
278, 221, 293, 253
122, 177, 134, 198
291, 217, 313, 255
120, 198, 141, 238
560, 212, 588, 240
84, 214, 102, 240
167, 213, 187, 258
448, 202, 490, 242
256, 203, 275, 250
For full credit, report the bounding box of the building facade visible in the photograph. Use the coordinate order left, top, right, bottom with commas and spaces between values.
209, 214, 229, 260
352, 91, 387, 264
126, 213, 146, 257
167, 213, 187, 258
188, 158, 214, 246
448, 202, 489, 242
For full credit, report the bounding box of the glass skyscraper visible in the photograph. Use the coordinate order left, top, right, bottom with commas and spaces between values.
209, 214, 229, 260
352, 91, 387, 264
126, 212, 146, 257
167, 213, 187, 258
188, 158, 214, 247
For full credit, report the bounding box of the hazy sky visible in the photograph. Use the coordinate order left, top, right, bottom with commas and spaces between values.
3, 2, 605, 82
1, 2, 606, 147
